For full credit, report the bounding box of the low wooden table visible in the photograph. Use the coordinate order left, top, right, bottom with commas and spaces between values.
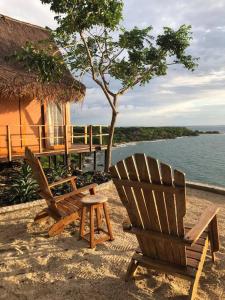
79, 194, 114, 248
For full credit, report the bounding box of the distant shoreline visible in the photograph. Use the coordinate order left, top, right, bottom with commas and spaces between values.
112, 127, 220, 147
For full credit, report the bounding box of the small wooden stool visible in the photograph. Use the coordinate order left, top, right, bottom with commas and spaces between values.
79, 194, 114, 248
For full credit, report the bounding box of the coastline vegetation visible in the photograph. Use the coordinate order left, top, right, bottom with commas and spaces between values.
113, 127, 219, 144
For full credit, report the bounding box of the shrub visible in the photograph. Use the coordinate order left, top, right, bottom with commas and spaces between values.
8, 162, 39, 204
44, 163, 72, 195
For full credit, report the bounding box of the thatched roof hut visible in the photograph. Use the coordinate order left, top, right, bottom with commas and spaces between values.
0, 14, 85, 103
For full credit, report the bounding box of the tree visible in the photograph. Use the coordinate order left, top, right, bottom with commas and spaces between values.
15, 0, 198, 171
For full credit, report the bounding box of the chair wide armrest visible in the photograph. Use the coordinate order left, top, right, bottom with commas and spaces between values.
49, 176, 77, 188
184, 204, 220, 245
54, 183, 98, 202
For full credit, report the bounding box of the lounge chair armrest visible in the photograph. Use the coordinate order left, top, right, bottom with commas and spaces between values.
184, 204, 220, 245
54, 183, 98, 202
49, 176, 77, 188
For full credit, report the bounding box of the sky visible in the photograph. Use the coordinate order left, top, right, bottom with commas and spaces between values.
1, 0, 225, 126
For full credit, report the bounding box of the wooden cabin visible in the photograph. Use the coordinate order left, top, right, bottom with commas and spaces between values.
0, 15, 108, 165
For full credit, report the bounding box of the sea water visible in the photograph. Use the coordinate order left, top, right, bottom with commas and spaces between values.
112, 126, 225, 187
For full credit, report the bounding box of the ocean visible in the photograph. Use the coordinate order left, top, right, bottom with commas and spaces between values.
111, 126, 225, 188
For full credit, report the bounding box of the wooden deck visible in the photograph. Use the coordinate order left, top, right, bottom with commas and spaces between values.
0, 124, 109, 163
0, 144, 107, 162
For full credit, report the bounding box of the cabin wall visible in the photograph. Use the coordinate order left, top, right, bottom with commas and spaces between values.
0, 97, 42, 154
0, 100, 21, 155
0, 98, 71, 156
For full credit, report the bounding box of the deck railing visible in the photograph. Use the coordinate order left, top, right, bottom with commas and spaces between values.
0, 124, 109, 161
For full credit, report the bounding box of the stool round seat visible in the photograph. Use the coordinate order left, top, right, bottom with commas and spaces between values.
81, 194, 107, 205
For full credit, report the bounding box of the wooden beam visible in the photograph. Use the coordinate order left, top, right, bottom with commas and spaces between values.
132, 253, 196, 279
112, 178, 185, 194
123, 224, 191, 245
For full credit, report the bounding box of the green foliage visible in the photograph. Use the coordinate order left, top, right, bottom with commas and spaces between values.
12, 0, 197, 93
8, 163, 39, 204
41, 0, 123, 32
113, 127, 199, 143
12, 42, 65, 83
45, 164, 70, 182
156, 25, 197, 70
44, 164, 72, 195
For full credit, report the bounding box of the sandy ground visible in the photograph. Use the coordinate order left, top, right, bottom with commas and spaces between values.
0, 186, 225, 300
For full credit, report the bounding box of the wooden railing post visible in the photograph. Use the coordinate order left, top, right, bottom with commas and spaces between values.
89, 125, 93, 152
38, 125, 42, 153
84, 125, 88, 144
99, 125, 103, 145
7, 125, 12, 161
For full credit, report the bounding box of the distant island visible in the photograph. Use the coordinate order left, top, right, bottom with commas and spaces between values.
113, 127, 220, 144
195, 130, 220, 135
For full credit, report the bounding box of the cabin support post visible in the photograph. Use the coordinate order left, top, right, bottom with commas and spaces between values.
79, 153, 83, 170
94, 151, 97, 171
48, 156, 51, 168
7, 125, 12, 161
89, 125, 93, 152
64, 124, 69, 166
104, 149, 108, 173
52, 155, 57, 167
38, 125, 42, 153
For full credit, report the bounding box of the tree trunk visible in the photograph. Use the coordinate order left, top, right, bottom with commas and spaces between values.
105, 109, 118, 172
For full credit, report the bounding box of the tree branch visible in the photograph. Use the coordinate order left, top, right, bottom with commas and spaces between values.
80, 31, 117, 114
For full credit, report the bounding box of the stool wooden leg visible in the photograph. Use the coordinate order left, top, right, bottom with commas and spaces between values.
90, 205, 95, 248
103, 203, 114, 241
79, 206, 86, 240
95, 205, 102, 233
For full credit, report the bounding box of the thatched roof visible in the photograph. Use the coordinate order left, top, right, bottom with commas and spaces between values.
0, 15, 85, 103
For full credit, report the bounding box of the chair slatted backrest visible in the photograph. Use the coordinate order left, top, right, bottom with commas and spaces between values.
25, 147, 53, 204
110, 153, 187, 266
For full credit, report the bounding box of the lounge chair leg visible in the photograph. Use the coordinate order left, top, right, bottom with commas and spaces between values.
208, 216, 219, 263
48, 220, 66, 237
48, 213, 79, 237
125, 257, 139, 281
34, 209, 50, 224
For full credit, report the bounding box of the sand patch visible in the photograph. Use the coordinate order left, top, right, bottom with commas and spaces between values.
1, 186, 225, 299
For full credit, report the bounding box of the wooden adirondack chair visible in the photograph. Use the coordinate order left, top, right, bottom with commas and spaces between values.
25, 147, 97, 237
110, 153, 220, 300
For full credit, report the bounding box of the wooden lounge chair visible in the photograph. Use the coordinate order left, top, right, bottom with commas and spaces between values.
110, 153, 220, 300
25, 147, 97, 237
